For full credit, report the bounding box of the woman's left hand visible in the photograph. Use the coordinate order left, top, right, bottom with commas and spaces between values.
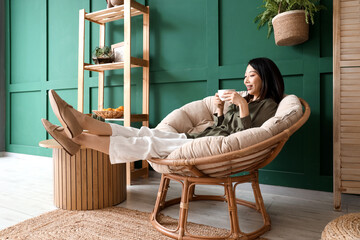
222, 91, 247, 106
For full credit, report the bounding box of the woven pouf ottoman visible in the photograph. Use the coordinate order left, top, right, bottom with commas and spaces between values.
321, 213, 360, 240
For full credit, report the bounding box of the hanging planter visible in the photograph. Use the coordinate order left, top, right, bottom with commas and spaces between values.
272, 10, 309, 46
254, 0, 326, 46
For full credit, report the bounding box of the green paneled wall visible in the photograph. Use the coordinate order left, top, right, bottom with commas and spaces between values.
5, 0, 333, 191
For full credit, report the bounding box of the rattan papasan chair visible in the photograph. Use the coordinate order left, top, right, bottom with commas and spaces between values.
147, 93, 310, 240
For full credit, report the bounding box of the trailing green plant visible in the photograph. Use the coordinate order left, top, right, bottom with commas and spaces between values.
254, 0, 326, 38
92, 46, 114, 58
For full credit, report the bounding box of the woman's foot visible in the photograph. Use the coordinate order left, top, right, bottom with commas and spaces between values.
49, 89, 83, 138
41, 119, 80, 156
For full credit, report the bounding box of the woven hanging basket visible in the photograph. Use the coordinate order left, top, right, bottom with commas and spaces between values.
272, 10, 309, 46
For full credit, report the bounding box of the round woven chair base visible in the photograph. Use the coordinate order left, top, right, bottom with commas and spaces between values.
321, 213, 360, 240
150, 173, 271, 240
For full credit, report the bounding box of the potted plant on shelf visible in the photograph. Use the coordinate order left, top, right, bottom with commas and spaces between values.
254, 0, 326, 46
92, 46, 114, 64
106, 0, 123, 8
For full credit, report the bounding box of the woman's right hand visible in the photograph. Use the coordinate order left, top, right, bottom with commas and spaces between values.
214, 93, 225, 116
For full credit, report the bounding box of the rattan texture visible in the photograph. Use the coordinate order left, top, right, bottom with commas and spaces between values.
321, 213, 360, 240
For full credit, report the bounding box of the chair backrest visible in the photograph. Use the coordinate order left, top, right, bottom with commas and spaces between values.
149, 95, 310, 178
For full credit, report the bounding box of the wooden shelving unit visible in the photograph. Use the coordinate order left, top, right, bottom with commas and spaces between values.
78, 0, 150, 185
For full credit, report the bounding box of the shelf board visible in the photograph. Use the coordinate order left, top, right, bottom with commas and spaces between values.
85, 0, 148, 24
105, 114, 148, 122
84, 57, 148, 72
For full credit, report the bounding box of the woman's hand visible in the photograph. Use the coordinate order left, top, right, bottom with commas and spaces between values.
222, 91, 249, 118
214, 93, 225, 116
222, 91, 246, 106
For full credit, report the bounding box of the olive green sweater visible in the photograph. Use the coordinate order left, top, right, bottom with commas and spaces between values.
186, 98, 278, 139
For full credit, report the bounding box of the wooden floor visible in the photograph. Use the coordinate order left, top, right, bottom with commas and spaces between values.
1, 152, 360, 240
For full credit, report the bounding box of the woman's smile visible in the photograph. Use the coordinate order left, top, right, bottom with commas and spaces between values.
246, 84, 253, 91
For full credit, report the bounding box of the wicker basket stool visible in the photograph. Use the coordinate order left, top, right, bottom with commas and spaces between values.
148, 96, 310, 240
321, 213, 360, 240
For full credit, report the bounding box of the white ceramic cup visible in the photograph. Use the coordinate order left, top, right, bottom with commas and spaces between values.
218, 89, 236, 101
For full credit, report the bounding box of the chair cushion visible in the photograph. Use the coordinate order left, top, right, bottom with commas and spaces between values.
155, 96, 214, 134
261, 94, 303, 136
155, 91, 248, 134
151, 94, 303, 175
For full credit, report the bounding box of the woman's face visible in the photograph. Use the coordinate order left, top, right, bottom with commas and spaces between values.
244, 64, 262, 100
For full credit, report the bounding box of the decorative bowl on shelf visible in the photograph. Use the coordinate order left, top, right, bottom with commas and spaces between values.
93, 110, 123, 119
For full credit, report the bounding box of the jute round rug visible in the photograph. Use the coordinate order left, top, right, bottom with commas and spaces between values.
0, 207, 230, 240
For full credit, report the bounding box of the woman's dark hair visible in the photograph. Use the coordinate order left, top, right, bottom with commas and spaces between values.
246, 57, 284, 104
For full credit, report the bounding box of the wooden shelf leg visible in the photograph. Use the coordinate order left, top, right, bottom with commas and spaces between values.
98, 23, 105, 110
142, 7, 150, 128
140, 8, 150, 180
126, 162, 131, 186
78, 9, 85, 112
124, 0, 131, 128
142, 160, 149, 178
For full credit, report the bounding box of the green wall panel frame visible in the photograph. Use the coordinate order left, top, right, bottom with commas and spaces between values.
10, 0, 46, 85
10, 91, 43, 146
149, 0, 207, 72
48, 0, 89, 82
6, 0, 333, 191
